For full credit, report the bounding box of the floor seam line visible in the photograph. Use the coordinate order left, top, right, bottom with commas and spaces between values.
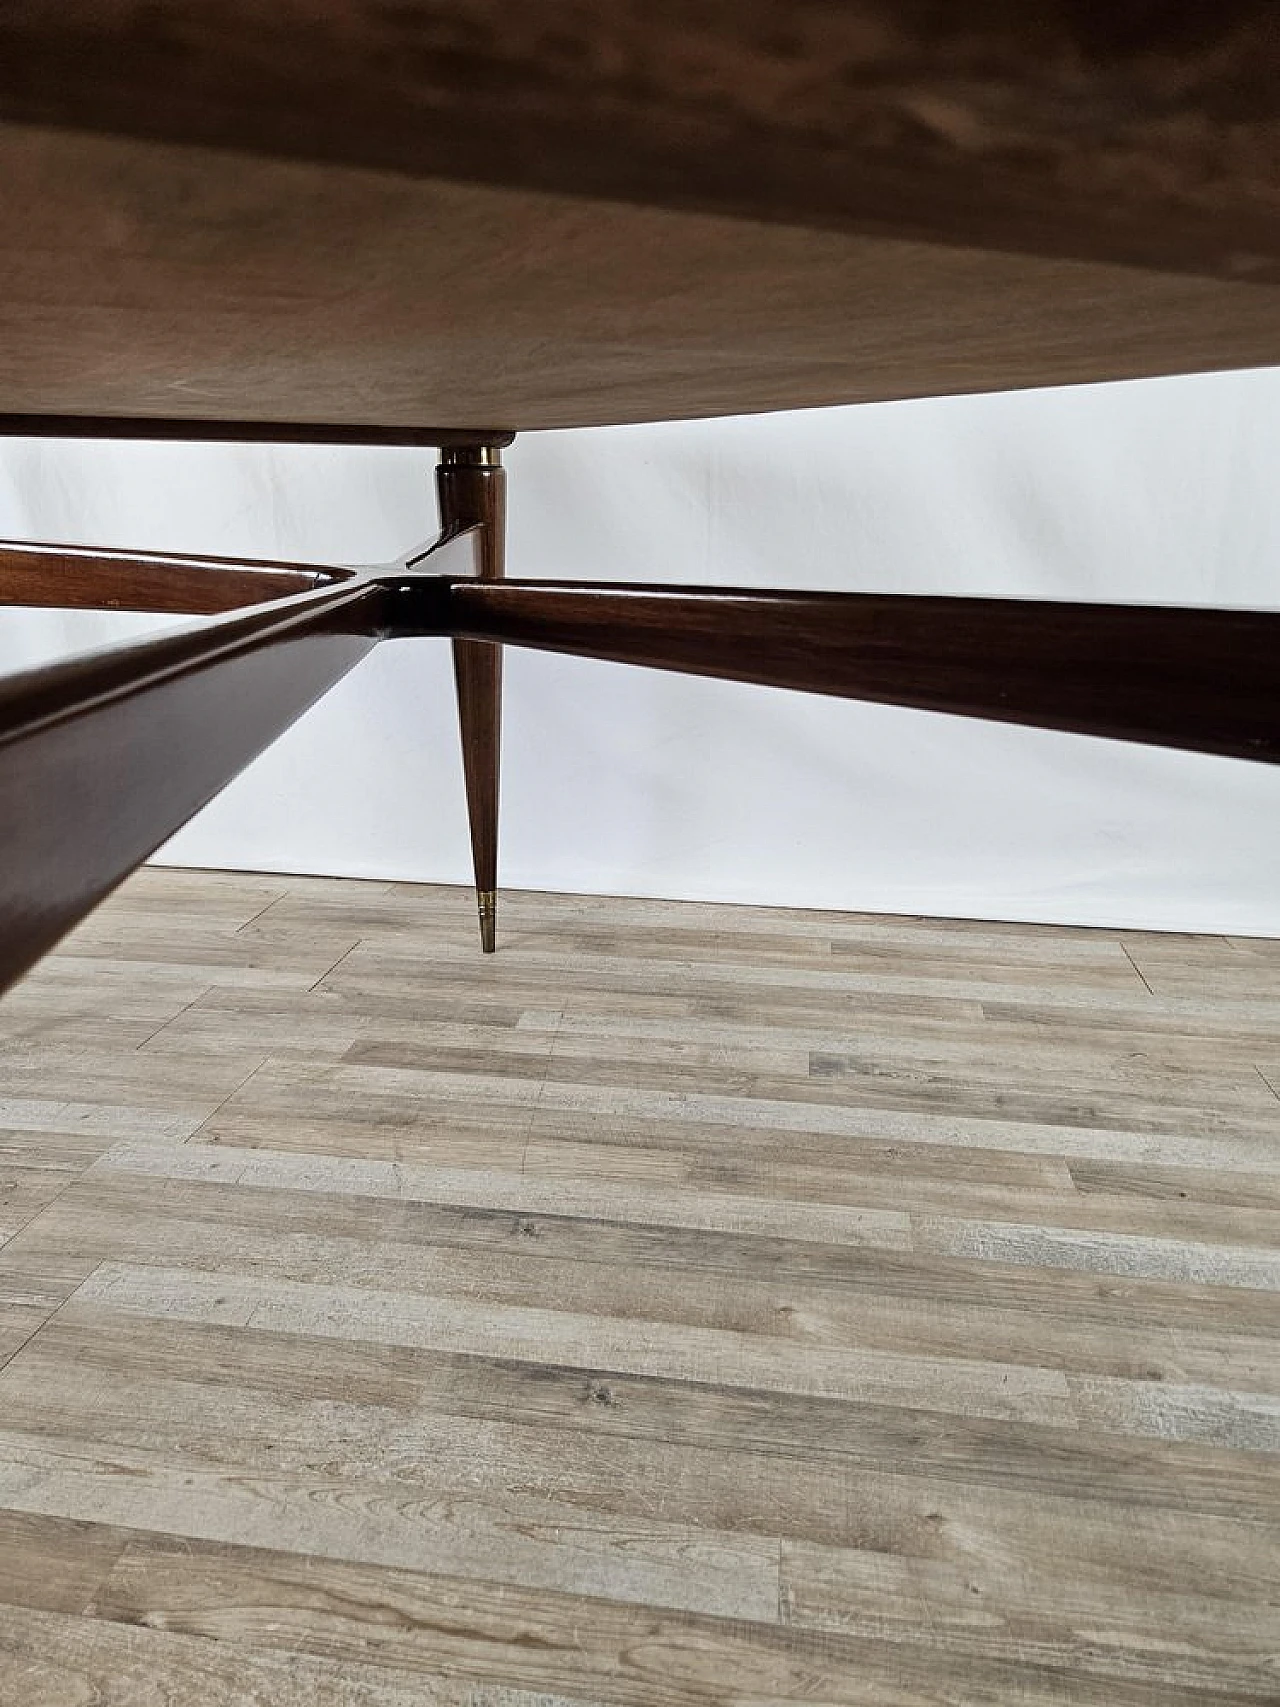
1118, 942, 1156, 998
234, 891, 292, 935
0, 1257, 111, 1375
132, 984, 217, 1052
521, 1008, 563, 1178
186, 1056, 271, 1144
308, 937, 362, 994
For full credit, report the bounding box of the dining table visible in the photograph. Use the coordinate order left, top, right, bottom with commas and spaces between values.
0, 1, 1276, 985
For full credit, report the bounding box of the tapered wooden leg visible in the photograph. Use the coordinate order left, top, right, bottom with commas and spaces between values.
436, 445, 506, 952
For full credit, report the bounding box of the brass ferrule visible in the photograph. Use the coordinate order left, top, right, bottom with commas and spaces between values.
440, 444, 503, 468
477, 889, 497, 953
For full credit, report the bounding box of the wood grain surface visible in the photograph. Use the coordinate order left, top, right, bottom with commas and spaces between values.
446, 579, 1280, 765
0, 583, 388, 993
0, 865, 1276, 1703
0, 540, 347, 615
1, 2, 1277, 282
1, 117, 1278, 433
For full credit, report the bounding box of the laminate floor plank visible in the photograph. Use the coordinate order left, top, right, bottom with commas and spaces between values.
0, 1603, 461, 1706
0, 1043, 268, 1118
31, 951, 317, 997
0, 869, 1275, 1704
342, 1032, 1273, 1134
200, 1056, 1280, 1168
4, 1329, 1277, 1559
16, 1307, 1276, 1519
524, 1001, 1278, 1081
0, 1011, 169, 1051
0, 1421, 781, 1622
1067, 1157, 1280, 1212
0, 1509, 132, 1617
518, 1130, 1280, 1248
21, 1173, 1278, 1396
780, 1539, 1279, 1699
64, 1260, 1081, 1426
79, 1534, 1270, 1707
76, 1142, 1280, 1337
979, 996, 1280, 1049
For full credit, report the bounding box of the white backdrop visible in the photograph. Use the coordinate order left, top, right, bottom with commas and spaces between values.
2, 365, 1278, 936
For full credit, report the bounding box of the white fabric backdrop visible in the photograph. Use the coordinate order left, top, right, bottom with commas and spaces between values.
2, 365, 1277, 936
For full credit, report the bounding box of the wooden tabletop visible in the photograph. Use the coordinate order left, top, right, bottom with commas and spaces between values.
1, 2, 1277, 435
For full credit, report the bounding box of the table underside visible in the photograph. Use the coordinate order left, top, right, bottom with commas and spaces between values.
1, 2, 1279, 432
1, 123, 1279, 437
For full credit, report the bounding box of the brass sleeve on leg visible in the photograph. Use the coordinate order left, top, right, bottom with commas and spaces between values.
477, 889, 497, 954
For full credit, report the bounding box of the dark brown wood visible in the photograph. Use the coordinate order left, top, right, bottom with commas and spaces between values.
0, 2, 1276, 284
0, 540, 349, 615
0, 417, 515, 449
2, 124, 1277, 436
0, 508, 1274, 999
437, 452, 507, 952
445, 580, 1280, 766
3, 10, 1280, 436
0, 579, 388, 996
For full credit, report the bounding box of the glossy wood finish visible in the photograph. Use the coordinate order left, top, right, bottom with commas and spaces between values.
0, 866, 1276, 1702
0, 526, 504, 994
0, 581, 386, 994
3, 121, 1278, 435
0, 3, 1276, 284
2, 539, 1276, 995
447, 580, 1280, 765
0, 540, 348, 615
437, 451, 506, 952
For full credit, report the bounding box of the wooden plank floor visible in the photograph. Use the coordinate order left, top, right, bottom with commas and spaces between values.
0, 867, 1276, 1705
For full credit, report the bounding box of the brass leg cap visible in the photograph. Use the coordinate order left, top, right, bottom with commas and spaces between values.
477, 890, 497, 954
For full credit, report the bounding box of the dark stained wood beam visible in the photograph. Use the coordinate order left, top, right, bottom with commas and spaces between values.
443, 579, 1280, 766
0, 579, 387, 994
0, 540, 350, 615
0, 2, 1275, 283
2, 531, 1273, 998
0, 526, 482, 995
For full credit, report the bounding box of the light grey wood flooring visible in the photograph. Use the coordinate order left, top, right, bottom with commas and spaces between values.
0, 867, 1277, 1705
